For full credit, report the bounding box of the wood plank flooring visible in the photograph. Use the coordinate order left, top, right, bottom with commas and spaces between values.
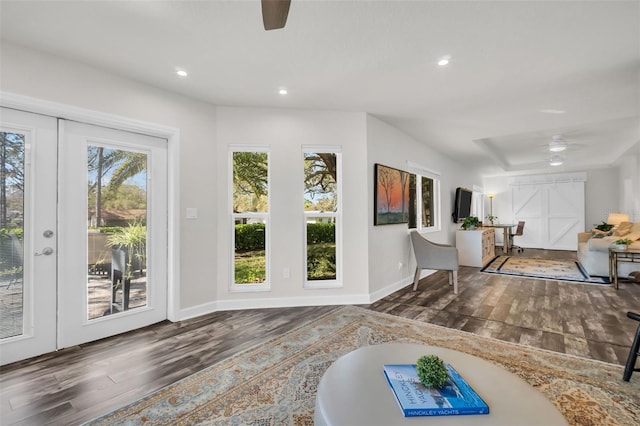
1, 249, 639, 425
362, 249, 640, 366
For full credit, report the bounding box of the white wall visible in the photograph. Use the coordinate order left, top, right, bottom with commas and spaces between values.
618, 144, 640, 221
1, 42, 218, 312
215, 107, 370, 309
585, 168, 621, 229
0, 42, 487, 321
366, 116, 483, 296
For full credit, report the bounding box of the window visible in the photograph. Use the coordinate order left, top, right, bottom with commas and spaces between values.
407, 162, 441, 232
303, 147, 342, 288
230, 147, 269, 290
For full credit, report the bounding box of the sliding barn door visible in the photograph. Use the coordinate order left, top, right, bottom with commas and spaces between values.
510, 174, 585, 251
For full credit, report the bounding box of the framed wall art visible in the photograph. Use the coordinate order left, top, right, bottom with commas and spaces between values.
374, 163, 410, 225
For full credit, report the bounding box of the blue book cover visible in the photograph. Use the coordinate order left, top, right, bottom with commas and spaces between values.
383, 363, 490, 417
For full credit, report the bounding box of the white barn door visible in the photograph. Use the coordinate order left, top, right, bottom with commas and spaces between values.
510, 173, 585, 251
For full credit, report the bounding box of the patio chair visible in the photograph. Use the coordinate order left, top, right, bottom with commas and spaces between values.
410, 230, 459, 294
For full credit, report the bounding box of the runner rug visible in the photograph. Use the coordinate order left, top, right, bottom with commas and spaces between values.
85, 306, 638, 426
482, 255, 611, 284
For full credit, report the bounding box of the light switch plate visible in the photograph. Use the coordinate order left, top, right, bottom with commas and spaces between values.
186, 208, 198, 219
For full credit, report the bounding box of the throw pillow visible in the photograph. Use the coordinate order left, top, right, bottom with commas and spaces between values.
624, 231, 640, 242
614, 221, 633, 236
591, 229, 613, 238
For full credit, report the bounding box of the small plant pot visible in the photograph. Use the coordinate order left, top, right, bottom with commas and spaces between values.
614, 244, 628, 250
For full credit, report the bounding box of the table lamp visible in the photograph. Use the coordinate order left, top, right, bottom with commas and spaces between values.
487, 194, 495, 217
607, 213, 629, 226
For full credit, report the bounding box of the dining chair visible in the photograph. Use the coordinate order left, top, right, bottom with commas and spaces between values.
509, 221, 525, 253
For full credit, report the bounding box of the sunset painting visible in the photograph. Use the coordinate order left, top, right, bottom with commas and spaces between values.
374, 163, 410, 225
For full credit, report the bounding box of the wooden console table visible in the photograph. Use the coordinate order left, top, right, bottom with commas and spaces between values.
609, 247, 640, 290
456, 228, 495, 267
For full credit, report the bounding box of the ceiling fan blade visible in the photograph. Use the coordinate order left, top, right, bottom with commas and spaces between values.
262, 0, 290, 30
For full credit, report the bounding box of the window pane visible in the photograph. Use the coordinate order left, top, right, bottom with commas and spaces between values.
234, 220, 266, 284
233, 152, 268, 213
421, 177, 434, 228
304, 152, 337, 212
87, 146, 147, 319
306, 217, 336, 280
0, 132, 25, 339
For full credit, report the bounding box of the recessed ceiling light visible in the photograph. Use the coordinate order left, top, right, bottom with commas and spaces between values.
176, 70, 188, 77
437, 56, 451, 66
279, 88, 288, 95
540, 109, 566, 114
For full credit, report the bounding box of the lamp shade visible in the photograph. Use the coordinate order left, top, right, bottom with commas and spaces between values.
607, 213, 630, 226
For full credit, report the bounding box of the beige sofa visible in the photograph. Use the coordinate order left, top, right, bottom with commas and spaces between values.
577, 222, 640, 278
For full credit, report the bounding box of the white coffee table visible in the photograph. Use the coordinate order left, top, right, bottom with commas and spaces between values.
315, 343, 568, 426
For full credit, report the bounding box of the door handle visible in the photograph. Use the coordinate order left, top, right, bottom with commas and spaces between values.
35, 247, 54, 256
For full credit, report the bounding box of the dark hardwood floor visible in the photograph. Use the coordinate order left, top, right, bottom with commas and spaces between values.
362, 249, 640, 366
1, 249, 639, 425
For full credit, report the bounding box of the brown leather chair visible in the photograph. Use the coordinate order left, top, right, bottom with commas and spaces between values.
623, 311, 640, 381
509, 221, 525, 253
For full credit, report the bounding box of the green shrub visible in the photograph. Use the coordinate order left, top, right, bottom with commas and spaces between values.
416, 355, 448, 388
0, 228, 24, 276
306, 243, 336, 280
235, 223, 266, 252
0, 228, 24, 241
306, 222, 335, 244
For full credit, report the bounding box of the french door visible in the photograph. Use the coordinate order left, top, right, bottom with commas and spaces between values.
1, 108, 168, 364
0, 108, 57, 364
58, 120, 168, 348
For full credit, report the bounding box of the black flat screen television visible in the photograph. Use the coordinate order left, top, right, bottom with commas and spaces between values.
452, 187, 473, 223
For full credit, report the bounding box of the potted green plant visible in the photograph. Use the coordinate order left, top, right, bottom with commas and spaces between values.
416, 354, 448, 388
462, 216, 480, 230
485, 214, 498, 225
613, 238, 633, 250
595, 221, 614, 232
106, 221, 146, 311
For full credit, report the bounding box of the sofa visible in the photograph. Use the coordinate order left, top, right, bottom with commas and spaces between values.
577, 221, 640, 278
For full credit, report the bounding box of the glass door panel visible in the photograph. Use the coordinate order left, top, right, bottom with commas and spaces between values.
87, 146, 148, 319
0, 131, 25, 338
58, 120, 167, 349
0, 108, 57, 365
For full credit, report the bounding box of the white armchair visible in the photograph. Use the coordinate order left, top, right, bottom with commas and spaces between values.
410, 230, 459, 294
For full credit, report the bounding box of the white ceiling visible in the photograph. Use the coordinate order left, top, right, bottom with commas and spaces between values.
1, 0, 639, 176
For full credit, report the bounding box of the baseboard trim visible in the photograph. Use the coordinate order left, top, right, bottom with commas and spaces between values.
177, 293, 372, 321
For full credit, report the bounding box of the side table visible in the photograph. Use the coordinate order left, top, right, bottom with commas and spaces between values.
609, 247, 640, 290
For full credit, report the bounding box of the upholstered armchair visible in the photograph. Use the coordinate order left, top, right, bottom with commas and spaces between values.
410, 230, 459, 294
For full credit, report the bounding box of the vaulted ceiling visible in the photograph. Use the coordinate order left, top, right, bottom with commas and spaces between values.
1, 0, 638, 176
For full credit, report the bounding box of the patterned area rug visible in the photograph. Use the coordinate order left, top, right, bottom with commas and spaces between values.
85, 306, 639, 426
482, 255, 611, 284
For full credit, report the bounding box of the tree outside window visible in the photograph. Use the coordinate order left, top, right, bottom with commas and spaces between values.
304, 150, 340, 284
232, 150, 269, 286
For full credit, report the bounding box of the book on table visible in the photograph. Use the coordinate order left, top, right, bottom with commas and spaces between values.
383, 363, 490, 417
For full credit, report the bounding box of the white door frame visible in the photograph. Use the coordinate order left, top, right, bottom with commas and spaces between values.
0, 92, 181, 322
0, 108, 58, 364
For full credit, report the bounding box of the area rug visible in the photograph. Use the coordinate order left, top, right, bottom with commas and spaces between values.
85, 306, 639, 426
482, 255, 611, 285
